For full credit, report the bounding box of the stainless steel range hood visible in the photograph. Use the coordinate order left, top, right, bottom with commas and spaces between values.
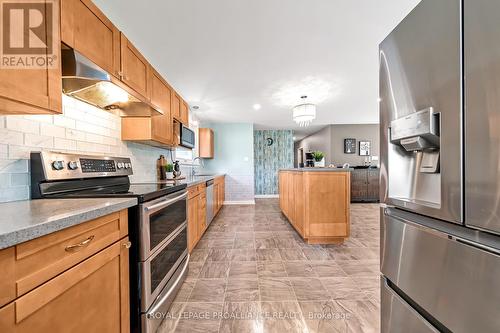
61, 47, 161, 117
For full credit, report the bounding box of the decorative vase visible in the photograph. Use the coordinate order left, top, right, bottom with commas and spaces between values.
166, 172, 174, 180
314, 158, 325, 167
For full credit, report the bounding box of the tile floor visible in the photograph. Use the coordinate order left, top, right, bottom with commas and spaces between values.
158, 199, 380, 333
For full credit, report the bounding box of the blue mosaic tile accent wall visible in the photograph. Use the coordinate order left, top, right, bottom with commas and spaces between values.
254, 130, 294, 195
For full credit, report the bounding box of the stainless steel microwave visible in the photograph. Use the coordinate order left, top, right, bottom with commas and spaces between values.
180, 125, 195, 148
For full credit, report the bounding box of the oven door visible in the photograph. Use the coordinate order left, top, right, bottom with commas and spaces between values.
139, 190, 187, 260
140, 224, 188, 311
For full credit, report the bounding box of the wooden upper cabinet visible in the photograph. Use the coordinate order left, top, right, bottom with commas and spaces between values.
61, 0, 120, 78
180, 100, 189, 125
150, 70, 173, 144
199, 128, 214, 159
0, 0, 62, 115
171, 92, 181, 121
120, 34, 150, 100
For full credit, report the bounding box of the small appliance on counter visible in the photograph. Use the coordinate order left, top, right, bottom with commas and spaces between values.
173, 160, 182, 178
305, 152, 315, 167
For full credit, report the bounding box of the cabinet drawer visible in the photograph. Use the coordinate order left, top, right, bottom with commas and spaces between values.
188, 186, 199, 199
0, 210, 128, 307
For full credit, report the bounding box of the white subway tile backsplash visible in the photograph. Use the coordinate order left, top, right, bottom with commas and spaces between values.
23, 115, 53, 124
0, 159, 29, 173
8, 145, 37, 159
54, 137, 77, 151
24, 133, 54, 149
0, 129, 24, 145
40, 123, 66, 138
0, 186, 29, 201
53, 115, 76, 129
65, 128, 86, 141
10, 173, 29, 186
6, 117, 40, 134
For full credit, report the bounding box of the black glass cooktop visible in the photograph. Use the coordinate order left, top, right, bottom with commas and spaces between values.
43, 181, 186, 203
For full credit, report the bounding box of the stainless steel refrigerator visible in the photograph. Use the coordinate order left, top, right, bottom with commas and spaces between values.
380, 0, 500, 332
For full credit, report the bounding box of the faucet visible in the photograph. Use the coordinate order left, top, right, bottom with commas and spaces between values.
191, 157, 204, 176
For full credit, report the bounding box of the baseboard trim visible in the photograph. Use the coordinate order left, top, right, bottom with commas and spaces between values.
223, 200, 256, 205
254, 194, 279, 199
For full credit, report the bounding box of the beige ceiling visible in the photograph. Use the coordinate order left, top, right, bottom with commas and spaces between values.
93, 0, 421, 138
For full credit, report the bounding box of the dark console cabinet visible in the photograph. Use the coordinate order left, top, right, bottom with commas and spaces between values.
351, 168, 379, 202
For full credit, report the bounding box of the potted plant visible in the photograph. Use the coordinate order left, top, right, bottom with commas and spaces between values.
164, 163, 174, 180
312, 151, 325, 167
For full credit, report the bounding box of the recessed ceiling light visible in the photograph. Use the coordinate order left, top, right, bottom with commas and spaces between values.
192, 105, 200, 110
253, 104, 262, 110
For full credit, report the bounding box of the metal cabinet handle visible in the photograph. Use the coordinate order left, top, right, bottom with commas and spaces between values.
123, 241, 132, 249
65, 235, 95, 252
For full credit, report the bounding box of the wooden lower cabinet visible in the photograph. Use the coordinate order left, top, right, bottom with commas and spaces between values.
187, 184, 207, 253
0, 210, 130, 333
214, 176, 225, 216
279, 170, 351, 244
350, 168, 380, 202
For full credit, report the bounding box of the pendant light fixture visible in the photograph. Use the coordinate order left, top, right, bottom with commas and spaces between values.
292, 95, 316, 127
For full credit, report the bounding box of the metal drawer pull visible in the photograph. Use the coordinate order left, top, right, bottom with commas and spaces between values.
65, 235, 95, 252
123, 241, 132, 249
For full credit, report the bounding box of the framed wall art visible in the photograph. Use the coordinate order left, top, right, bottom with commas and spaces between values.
344, 138, 356, 154
359, 141, 371, 156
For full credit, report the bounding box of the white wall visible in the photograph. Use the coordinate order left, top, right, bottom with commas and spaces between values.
0, 95, 174, 202
202, 122, 255, 204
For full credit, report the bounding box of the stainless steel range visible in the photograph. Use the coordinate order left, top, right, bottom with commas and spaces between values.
30, 151, 188, 333
380, 0, 500, 332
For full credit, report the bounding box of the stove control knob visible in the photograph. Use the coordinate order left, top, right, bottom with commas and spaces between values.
125, 162, 132, 169
117, 162, 124, 169
68, 161, 79, 170
52, 160, 64, 171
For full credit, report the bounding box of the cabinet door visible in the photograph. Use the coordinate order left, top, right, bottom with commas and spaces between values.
61, 0, 120, 78
187, 196, 198, 253
293, 173, 304, 236
351, 170, 367, 202
171, 92, 181, 120
367, 169, 380, 201
150, 70, 173, 145
287, 173, 296, 223
0, 239, 130, 333
180, 100, 189, 125
282, 172, 289, 217
199, 129, 214, 159
213, 183, 220, 215
0, 0, 61, 115
197, 193, 207, 238
120, 34, 150, 99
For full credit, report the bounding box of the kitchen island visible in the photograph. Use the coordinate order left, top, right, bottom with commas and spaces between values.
279, 168, 351, 244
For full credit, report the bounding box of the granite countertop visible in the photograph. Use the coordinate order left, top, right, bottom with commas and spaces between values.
0, 198, 137, 250
280, 168, 354, 172
155, 174, 226, 187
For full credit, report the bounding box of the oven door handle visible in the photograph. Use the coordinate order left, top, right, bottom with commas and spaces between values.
144, 191, 187, 212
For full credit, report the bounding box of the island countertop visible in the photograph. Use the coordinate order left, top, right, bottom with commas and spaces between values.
0, 198, 138, 250
279, 167, 353, 172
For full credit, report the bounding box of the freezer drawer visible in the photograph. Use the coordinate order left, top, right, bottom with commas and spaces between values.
381, 209, 500, 333
381, 277, 438, 333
